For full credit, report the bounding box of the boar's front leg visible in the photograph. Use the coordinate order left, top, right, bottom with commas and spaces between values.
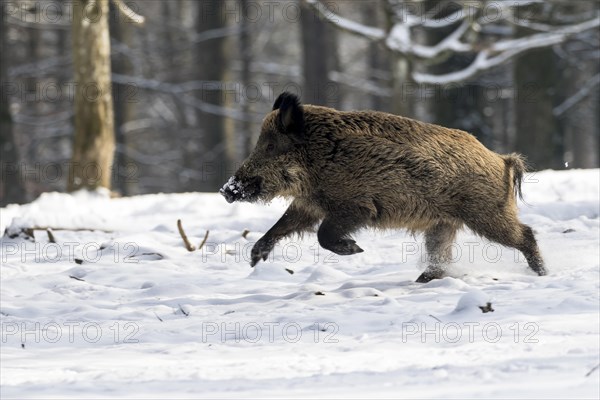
251, 201, 320, 267
317, 212, 365, 256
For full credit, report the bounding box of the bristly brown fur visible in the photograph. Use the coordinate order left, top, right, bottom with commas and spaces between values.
224, 92, 546, 281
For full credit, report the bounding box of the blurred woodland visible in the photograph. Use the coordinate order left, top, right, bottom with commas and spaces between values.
1, 0, 599, 206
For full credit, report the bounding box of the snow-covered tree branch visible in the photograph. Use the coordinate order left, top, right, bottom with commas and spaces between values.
306, 0, 600, 84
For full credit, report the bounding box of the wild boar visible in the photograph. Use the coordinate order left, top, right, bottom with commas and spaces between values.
220, 92, 546, 282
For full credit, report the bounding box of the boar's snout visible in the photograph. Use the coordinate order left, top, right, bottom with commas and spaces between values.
219, 175, 263, 203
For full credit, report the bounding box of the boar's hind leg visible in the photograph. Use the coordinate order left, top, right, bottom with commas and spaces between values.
416, 222, 458, 283
251, 201, 319, 267
317, 213, 365, 256
466, 215, 547, 276
518, 224, 546, 275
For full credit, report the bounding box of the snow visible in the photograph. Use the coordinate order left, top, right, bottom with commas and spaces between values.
1, 169, 599, 398
412, 14, 600, 85
386, 20, 471, 61
306, 0, 385, 41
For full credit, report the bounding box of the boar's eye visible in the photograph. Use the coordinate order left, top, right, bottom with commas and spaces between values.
266, 143, 275, 152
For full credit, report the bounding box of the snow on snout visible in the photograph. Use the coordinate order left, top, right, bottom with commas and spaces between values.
220, 176, 255, 202
221, 176, 241, 194
220, 176, 244, 203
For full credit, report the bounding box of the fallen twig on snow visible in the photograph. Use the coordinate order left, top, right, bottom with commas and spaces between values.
428, 314, 442, 322
198, 230, 209, 250
4, 226, 112, 242
479, 302, 495, 313
585, 364, 599, 377
178, 304, 190, 317
46, 229, 56, 243
177, 219, 196, 252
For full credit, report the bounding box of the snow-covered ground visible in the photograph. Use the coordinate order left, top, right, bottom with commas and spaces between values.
1, 169, 599, 399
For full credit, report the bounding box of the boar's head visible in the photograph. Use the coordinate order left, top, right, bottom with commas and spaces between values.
220, 92, 308, 203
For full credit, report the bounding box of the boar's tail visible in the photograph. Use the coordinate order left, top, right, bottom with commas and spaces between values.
504, 153, 527, 202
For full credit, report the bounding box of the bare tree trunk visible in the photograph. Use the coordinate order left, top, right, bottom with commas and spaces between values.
167, 0, 199, 191
567, 84, 599, 168
390, 55, 416, 118
68, 0, 115, 191
0, 2, 26, 205
383, 2, 414, 118
488, 63, 517, 154
192, 0, 232, 191
110, 1, 135, 195
364, 4, 391, 112
240, 0, 254, 157
300, 2, 340, 108
557, 2, 600, 168
514, 4, 561, 171
514, 45, 560, 170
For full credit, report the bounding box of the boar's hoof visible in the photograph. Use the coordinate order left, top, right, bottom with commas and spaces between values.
415, 267, 445, 283
250, 238, 275, 267
534, 265, 548, 276
415, 273, 435, 283
325, 239, 364, 256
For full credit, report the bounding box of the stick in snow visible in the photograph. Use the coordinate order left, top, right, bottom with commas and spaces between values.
585, 364, 599, 377
429, 314, 442, 323
46, 228, 56, 243
198, 230, 209, 250
4, 227, 113, 241
479, 302, 495, 313
177, 219, 196, 252
178, 304, 190, 317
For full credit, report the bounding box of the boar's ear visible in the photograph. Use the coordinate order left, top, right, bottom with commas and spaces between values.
273, 92, 305, 141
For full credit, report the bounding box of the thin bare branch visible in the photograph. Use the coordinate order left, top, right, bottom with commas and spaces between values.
492, 17, 600, 53
329, 71, 392, 97
9, 55, 71, 78
554, 73, 600, 117
191, 26, 241, 43
110, 74, 264, 122
304, 0, 385, 41
386, 19, 472, 61
5, 15, 70, 29
111, 0, 145, 24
